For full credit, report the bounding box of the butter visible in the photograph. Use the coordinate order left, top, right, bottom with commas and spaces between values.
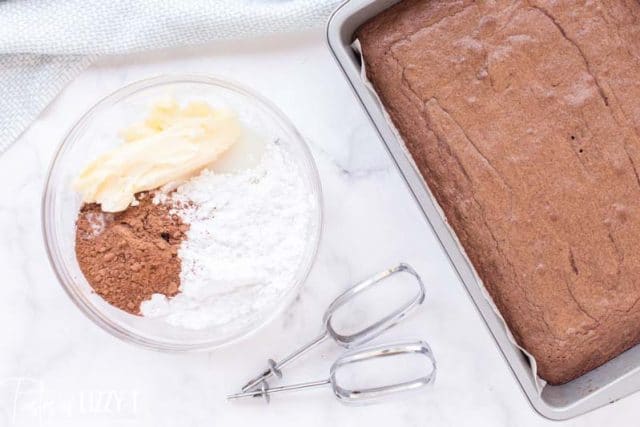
74, 98, 241, 212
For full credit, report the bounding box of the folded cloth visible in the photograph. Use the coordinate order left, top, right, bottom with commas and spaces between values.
0, 0, 340, 154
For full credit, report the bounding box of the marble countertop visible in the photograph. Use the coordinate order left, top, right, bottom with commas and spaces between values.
0, 29, 637, 427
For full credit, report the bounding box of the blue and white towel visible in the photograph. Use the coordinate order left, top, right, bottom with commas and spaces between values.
0, 0, 340, 154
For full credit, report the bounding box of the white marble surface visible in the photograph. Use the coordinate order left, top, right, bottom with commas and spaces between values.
0, 29, 638, 427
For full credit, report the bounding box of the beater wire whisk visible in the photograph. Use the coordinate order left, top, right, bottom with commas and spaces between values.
239, 263, 426, 393
229, 340, 436, 404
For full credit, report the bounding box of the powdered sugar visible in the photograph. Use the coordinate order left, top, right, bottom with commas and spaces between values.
141, 141, 316, 330
85, 211, 109, 236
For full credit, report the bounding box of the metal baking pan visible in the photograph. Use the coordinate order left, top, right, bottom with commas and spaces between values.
326, 0, 640, 420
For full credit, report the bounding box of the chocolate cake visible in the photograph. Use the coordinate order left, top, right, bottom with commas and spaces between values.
357, 0, 640, 384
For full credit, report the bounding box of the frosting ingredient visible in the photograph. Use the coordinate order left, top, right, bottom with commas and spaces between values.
74, 98, 241, 212
75, 192, 188, 314
141, 141, 315, 329
73, 98, 317, 332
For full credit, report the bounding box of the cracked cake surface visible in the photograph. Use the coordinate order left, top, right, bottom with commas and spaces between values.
357, 0, 640, 384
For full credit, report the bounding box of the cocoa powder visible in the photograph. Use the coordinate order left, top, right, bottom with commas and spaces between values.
75, 192, 188, 314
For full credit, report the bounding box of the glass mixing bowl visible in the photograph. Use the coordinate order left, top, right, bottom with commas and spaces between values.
42, 75, 323, 351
